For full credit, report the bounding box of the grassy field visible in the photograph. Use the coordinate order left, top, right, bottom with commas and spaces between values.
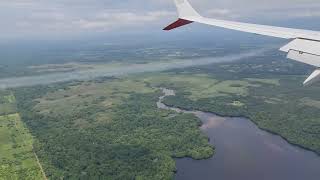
27, 62, 131, 74
0, 114, 44, 180
141, 73, 277, 101
141, 73, 257, 100
0, 91, 17, 116
34, 79, 155, 116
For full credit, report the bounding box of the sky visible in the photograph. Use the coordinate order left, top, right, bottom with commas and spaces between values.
1, 0, 320, 40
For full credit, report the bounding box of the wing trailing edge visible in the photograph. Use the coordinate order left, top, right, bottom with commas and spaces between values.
280, 39, 320, 85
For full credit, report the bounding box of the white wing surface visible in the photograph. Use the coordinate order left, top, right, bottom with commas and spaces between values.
164, 0, 320, 85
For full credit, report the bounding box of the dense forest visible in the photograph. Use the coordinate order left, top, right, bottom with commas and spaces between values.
13, 79, 213, 179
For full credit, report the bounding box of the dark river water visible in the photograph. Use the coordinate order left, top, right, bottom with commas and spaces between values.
157, 88, 320, 180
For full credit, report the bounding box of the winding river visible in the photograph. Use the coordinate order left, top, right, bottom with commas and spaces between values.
157, 88, 320, 180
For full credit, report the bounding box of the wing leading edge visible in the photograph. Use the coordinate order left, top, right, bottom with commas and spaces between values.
164, 0, 320, 86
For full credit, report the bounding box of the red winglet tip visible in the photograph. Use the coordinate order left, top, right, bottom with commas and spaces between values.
163, 18, 193, 31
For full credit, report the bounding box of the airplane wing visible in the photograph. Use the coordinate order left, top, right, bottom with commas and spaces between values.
164, 0, 320, 86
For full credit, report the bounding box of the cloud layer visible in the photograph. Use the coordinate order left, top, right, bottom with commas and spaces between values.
1, 0, 320, 39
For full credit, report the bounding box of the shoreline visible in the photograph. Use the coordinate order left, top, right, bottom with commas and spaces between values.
158, 88, 320, 159
165, 102, 320, 157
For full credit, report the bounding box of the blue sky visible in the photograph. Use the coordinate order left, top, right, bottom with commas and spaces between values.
1, 0, 320, 40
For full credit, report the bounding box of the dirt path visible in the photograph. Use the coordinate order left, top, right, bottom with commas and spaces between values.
33, 151, 48, 180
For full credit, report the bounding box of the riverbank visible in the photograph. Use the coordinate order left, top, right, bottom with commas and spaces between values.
162, 99, 320, 157
157, 88, 320, 180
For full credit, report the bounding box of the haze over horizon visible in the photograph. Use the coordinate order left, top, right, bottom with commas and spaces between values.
0, 49, 267, 89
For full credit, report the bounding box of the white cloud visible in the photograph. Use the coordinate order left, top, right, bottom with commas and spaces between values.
0, 0, 320, 39
205, 9, 241, 19
69, 10, 174, 31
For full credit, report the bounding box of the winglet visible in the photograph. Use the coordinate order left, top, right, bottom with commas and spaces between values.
163, 18, 193, 30
163, 0, 201, 31
174, 0, 201, 19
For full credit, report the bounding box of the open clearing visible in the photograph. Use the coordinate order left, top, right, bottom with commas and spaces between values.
0, 114, 44, 180
141, 73, 276, 100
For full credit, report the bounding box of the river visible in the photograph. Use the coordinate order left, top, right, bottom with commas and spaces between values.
157, 88, 320, 180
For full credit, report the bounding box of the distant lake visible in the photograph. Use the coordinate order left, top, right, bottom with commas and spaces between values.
158, 88, 320, 180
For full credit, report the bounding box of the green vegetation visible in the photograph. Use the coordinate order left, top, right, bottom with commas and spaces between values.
13, 78, 213, 179
245, 78, 280, 86
141, 58, 320, 155
0, 91, 44, 180
3, 41, 320, 179
0, 91, 17, 116
0, 113, 44, 180
142, 73, 257, 100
